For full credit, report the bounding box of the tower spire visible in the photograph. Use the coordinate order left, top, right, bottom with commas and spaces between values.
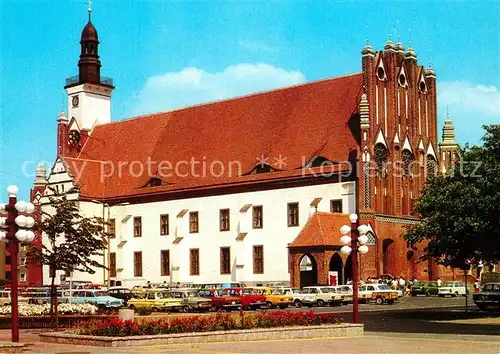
87, 0, 92, 21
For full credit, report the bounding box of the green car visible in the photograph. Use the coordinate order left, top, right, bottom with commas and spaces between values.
411, 281, 439, 296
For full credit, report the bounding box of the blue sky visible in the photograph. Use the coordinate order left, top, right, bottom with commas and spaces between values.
1, 0, 499, 200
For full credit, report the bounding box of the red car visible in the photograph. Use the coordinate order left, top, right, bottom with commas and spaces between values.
223, 288, 266, 310
198, 289, 242, 311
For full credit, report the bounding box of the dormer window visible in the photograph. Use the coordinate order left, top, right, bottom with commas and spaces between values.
255, 164, 272, 174
145, 177, 163, 187
305, 155, 333, 168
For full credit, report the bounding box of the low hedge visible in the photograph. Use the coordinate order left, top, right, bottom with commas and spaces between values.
0, 315, 117, 329
73, 311, 343, 337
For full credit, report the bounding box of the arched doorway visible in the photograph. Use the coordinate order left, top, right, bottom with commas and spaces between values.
329, 253, 343, 285
344, 254, 353, 284
299, 254, 317, 288
383, 239, 395, 275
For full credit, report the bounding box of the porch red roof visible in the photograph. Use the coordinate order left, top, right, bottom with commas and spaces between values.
289, 212, 351, 248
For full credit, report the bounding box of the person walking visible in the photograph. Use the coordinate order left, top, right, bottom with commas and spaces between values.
398, 276, 406, 295
437, 278, 442, 287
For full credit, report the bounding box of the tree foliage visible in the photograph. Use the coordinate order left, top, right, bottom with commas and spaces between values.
28, 191, 106, 326
405, 125, 500, 267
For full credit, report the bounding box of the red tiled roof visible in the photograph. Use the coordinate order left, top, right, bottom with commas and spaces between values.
66, 73, 363, 199
289, 212, 351, 247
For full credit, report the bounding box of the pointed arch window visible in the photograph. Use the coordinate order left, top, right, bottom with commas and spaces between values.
374, 143, 388, 177
401, 150, 413, 176
426, 155, 437, 180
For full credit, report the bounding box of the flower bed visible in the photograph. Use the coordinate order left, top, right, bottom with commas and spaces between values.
0, 303, 97, 316
74, 311, 342, 337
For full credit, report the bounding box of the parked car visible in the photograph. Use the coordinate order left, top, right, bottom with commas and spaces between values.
167, 289, 212, 312
473, 283, 500, 310
128, 290, 182, 312
358, 284, 398, 304
438, 281, 468, 297
198, 289, 242, 311
410, 281, 439, 296
302, 286, 344, 306
107, 287, 133, 305
70, 290, 123, 309
0, 291, 29, 306
248, 287, 293, 309
190, 282, 246, 290
370, 284, 399, 304
223, 288, 266, 310
273, 287, 315, 308
332, 285, 353, 303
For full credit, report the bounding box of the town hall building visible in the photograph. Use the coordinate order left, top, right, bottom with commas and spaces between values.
27, 13, 466, 288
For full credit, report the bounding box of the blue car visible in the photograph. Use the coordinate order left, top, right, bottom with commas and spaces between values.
70, 290, 123, 309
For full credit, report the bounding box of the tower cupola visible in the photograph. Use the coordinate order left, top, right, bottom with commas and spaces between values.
78, 8, 101, 85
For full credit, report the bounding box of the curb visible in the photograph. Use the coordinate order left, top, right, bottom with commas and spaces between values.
39, 323, 363, 347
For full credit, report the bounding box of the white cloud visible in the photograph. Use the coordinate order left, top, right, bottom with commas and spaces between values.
131, 63, 305, 116
238, 40, 276, 53
438, 81, 500, 116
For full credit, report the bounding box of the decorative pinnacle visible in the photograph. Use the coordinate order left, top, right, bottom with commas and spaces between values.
86, 0, 92, 21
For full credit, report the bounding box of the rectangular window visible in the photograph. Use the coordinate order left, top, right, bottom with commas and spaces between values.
160, 214, 169, 235
220, 247, 231, 274
190, 249, 200, 275
20, 273, 26, 282
161, 250, 170, 276
110, 252, 116, 277
252, 206, 263, 229
189, 212, 199, 233
133, 217, 142, 237
108, 218, 116, 239
20, 257, 26, 266
253, 245, 264, 274
330, 199, 343, 213
220, 209, 230, 231
287, 202, 299, 227
134, 251, 142, 277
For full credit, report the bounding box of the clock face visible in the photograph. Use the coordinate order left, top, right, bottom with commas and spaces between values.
69, 130, 81, 145
72, 96, 79, 108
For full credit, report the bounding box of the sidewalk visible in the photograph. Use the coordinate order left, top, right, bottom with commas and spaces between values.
0, 330, 499, 354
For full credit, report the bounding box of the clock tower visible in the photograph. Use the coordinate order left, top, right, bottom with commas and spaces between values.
63, 8, 114, 133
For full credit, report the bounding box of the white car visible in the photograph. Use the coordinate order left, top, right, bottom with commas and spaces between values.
438, 281, 467, 297
358, 284, 399, 304
332, 285, 353, 303
302, 286, 343, 306
278, 288, 319, 308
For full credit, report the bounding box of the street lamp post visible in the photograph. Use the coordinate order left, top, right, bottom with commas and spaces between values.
339, 213, 369, 324
0, 185, 36, 342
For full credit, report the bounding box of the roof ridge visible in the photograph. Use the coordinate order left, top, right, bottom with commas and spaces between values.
96, 72, 363, 127
315, 212, 327, 245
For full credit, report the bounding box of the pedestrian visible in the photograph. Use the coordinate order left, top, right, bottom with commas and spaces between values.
391, 278, 398, 290
474, 279, 480, 293
437, 278, 442, 287
398, 276, 406, 295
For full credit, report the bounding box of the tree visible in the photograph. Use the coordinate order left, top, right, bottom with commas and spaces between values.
28, 191, 106, 328
405, 125, 500, 268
